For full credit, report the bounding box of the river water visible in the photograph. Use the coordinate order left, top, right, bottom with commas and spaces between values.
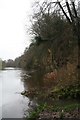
0, 68, 30, 119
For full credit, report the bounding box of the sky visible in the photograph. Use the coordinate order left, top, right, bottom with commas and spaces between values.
0, 0, 34, 60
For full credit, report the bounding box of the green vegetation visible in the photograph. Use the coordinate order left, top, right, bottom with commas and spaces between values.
50, 84, 80, 99
27, 102, 80, 119
52, 103, 80, 112
28, 103, 47, 119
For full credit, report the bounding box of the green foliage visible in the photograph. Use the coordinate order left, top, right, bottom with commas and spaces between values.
60, 111, 64, 119
28, 103, 47, 119
55, 85, 80, 99
50, 83, 80, 100
27, 102, 80, 119
52, 102, 80, 113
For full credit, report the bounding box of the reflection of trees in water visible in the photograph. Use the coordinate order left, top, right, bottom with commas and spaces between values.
21, 70, 46, 105
20, 70, 28, 90
20, 70, 58, 105
21, 69, 58, 92
21, 70, 44, 91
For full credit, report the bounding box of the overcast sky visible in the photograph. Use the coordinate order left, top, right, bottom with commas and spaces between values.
0, 0, 34, 60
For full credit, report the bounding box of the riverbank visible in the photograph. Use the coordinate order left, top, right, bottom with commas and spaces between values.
26, 98, 80, 119
20, 43, 79, 119
28, 102, 80, 120
21, 77, 80, 119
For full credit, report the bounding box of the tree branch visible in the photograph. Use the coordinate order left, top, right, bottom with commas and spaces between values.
66, 2, 74, 22
71, 2, 78, 18
57, 2, 71, 24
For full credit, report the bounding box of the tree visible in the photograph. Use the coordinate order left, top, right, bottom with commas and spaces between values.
31, 0, 80, 41
31, 0, 67, 42
57, 0, 80, 43
56, 0, 80, 68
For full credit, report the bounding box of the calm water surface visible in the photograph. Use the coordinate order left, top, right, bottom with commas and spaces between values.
0, 68, 30, 119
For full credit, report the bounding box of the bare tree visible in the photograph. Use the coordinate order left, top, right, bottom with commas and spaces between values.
56, 0, 80, 68
31, 0, 80, 41
31, 0, 68, 42
56, 1, 80, 41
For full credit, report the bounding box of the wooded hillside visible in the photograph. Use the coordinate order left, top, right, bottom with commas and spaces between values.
15, 0, 79, 73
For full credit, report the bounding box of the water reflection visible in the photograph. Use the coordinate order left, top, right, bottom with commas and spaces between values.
21, 69, 57, 93
21, 69, 79, 107
21, 70, 57, 105
21, 70, 44, 92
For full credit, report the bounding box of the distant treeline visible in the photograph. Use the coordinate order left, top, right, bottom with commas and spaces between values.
2, 59, 15, 68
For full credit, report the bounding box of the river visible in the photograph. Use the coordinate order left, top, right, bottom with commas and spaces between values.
0, 68, 30, 119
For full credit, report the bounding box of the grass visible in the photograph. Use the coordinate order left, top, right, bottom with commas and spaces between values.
27, 103, 47, 119
26, 102, 80, 119
52, 103, 80, 112
50, 84, 80, 99
25, 84, 80, 119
